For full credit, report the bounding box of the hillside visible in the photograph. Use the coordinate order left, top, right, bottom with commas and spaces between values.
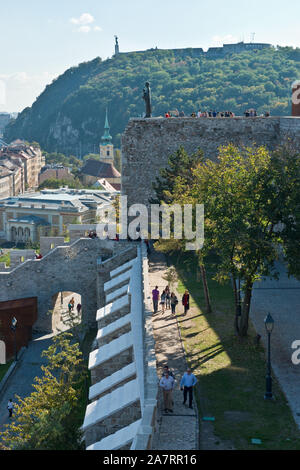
4, 46, 300, 156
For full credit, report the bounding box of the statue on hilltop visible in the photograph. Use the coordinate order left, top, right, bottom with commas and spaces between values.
142, 82, 152, 118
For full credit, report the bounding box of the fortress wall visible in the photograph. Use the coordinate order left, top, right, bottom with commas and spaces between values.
122, 117, 284, 208
280, 117, 300, 143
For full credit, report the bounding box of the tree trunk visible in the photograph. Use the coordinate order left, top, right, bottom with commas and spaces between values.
239, 281, 253, 337
200, 264, 212, 313
231, 276, 240, 335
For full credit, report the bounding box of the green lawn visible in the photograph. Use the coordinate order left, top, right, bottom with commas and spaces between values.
0, 252, 10, 267
172, 255, 300, 450
0, 361, 13, 382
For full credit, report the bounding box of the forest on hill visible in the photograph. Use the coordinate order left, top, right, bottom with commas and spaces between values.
4, 46, 300, 156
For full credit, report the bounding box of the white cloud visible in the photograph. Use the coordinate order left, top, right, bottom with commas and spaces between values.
0, 71, 59, 112
78, 25, 91, 33
70, 13, 94, 26
69, 13, 101, 33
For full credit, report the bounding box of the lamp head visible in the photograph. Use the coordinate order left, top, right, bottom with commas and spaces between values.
264, 313, 274, 333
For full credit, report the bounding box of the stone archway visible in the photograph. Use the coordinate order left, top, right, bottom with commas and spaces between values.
51, 290, 82, 333
0, 238, 132, 333
38, 282, 97, 333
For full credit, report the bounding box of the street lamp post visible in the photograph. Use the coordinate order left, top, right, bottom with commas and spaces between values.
11, 316, 18, 362
264, 313, 274, 400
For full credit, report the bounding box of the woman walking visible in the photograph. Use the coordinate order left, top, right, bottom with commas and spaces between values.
160, 289, 166, 313
182, 290, 190, 315
165, 285, 171, 309
170, 292, 178, 315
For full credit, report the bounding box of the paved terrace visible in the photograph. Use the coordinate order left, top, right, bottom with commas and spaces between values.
251, 261, 300, 429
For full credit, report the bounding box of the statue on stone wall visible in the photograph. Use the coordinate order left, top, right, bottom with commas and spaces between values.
142, 82, 152, 118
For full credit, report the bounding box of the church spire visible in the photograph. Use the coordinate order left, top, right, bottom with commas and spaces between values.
101, 108, 112, 145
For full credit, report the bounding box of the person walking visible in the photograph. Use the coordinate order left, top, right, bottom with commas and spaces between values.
159, 370, 175, 413
76, 303, 82, 315
161, 364, 175, 379
170, 292, 178, 314
160, 289, 166, 313
180, 368, 197, 409
70, 297, 75, 311
165, 286, 171, 309
182, 290, 190, 315
7, 399, 14, 418
152, 286, 160, 313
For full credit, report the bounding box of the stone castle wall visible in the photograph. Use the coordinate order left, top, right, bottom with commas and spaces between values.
122, 116, 300, 207
0, 238, 130, 332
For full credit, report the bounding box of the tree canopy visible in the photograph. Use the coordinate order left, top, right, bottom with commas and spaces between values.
0, 333, 86, 450
153, 143, 300, 336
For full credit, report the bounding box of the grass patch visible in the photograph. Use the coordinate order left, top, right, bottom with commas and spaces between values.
171, 255, 300, 450
0, 252, 10, 267
0, 361, 13, 382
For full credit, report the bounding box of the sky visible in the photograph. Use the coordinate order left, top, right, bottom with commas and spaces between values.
1, 0, 300, 113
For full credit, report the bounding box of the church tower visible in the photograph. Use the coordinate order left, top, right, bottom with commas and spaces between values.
99, 109, 114, 163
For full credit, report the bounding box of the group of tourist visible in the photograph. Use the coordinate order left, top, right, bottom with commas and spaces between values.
164, 108, 271, 118
152, 284, 193, 414
165, 109, 236, 118
6, 364, 197, 418
159, 365, 197, 413
244, 108, 270, 117
152, 286, 190, 315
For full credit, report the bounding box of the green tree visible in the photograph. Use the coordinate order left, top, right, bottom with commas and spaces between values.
0, 333, 86, 450
152, 146, 212, 313
188, 144, 293, 336
82, 153, 101, 161
272, 145, 300, 279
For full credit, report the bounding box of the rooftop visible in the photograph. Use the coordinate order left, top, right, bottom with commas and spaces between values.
0, 188, 114, 210
81, 159, 121, 179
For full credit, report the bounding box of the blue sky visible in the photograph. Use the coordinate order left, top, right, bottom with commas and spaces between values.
1, 0, 300, 112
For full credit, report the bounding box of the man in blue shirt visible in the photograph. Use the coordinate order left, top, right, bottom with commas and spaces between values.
180, 368, 197, 409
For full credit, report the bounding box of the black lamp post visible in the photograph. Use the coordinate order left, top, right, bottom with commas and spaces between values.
264, 313, 274, 400
11, 316, 18, 362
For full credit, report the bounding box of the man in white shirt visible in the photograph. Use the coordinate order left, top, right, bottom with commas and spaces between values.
180, 368, 197, 409
159, 370, 175, 413
7, 398, 14, 417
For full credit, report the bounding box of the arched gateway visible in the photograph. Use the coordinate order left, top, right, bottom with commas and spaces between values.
0, 238, 135, 333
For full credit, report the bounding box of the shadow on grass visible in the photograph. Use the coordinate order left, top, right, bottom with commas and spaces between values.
168, 252, 300, 450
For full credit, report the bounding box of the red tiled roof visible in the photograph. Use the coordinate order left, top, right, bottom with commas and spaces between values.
81, 159, 121, 178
